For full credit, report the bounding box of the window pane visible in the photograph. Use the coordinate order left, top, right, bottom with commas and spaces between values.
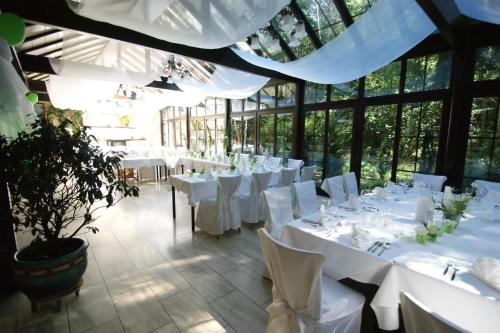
259, 114, 275, 156
305, 82, 327, 104
245, 93, 258, 111
474, 45, 500, 81
304, 110, 326, 182
215, 118, 226, 155
331, 80, 358, 100
243, 116, 256, 154
260, 86, 276, 109
365, 61, 401, 97
405, 53, 451, 92
361, 104, 397, 189
231, 99, 243, 112
326, 108, 353, 177
276, 113, 293, 162
345, 0, 374, 19
468, 97, 498, 137
464, 138, 493, 179
206, 98, 216, 115
216, 99, 226, 114
231, 117, 242, 153
168, 121, 175, 147
278, 83, 296, 107
180, 120, 187, 147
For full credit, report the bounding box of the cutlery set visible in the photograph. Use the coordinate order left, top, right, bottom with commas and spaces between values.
443, 262, 461, 281
367, 241, 391, 256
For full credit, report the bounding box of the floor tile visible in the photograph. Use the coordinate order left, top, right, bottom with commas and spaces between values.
222, 265, 272, 305
180, 264, 235, 302
141, 262, 190, 299
82, 318, 124, 333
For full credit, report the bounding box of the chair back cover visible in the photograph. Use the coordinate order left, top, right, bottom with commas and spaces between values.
240, 171, 272, 223
343, 172, 359, 197
300, 165, 315, 182
471, 180, 500, 198
263, 186, 294, 238
266, 156, 282, 169
258, 228, 324, 333
238, 153, 250, 169
292, 181, 319, 218
217, 174, 243, 231
400, 292, 466, 333
255, 155, 267, 164
279, 168, 297, 187
288, 158, 305, 182
412, 173, 447, 192
326, 176, 347, 205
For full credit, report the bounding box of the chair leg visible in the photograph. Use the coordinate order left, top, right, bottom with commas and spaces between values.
238, 227, 241, 233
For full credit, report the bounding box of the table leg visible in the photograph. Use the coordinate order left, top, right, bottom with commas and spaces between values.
167, 167, 170, 182
181, 165, 184, 174
171, 185, 176, 219
191, 206, 195, 232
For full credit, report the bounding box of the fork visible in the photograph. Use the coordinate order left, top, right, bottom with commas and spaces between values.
378, 242, 390, 256
443, 262, 452, 275
367, 241, 380, 252
451, 266, 460, 281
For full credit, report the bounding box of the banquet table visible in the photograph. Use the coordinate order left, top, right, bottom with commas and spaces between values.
279, 190, 500, 332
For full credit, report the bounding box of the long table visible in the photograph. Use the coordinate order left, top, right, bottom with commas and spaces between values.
280, 190, 500, 332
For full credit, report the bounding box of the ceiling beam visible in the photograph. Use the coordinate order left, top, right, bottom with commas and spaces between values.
415, 0, 458, 48
18, 54, 182, 91
24, 29, 61, 42
268, 23, 297, 61
0, 0, 299, 82
332, 0, 354, 27
19, 38, 63, 54
289, 0, 323, 49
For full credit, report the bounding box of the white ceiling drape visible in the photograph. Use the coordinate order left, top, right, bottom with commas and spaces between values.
232, 0, 436, 84
66, 0, 290, 49
455, 0, 500, 25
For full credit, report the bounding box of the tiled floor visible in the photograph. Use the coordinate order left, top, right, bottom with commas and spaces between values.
1, 182, 271, 333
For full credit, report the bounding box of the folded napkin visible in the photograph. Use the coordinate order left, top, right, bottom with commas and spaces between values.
415, 196, 434, 224
351, 224, 369, 248
373, 187, 388, 199
348, 194, 359, 210
471, 257, 500, 292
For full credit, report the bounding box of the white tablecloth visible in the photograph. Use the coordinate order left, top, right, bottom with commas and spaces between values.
280, 191, 500, 332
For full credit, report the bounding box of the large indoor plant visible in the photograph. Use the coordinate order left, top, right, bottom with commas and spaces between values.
0, 119, 139, 310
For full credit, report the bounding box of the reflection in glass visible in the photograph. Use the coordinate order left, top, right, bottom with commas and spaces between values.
260, 86, 276, 109
326, 108, 353, 177
259, 114, 275, 156
304, 110, 326, 182
474, 45, 500, 81
331, 80, 358, 101
405, 53, 451, 92
305, 82, 327, 104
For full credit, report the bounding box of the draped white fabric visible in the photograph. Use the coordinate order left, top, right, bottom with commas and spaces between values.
0, 37, 35, 139
232, 0, 436, 84
321, 176, 347, 205
240, 171, 272, 223
279, 168, 297, 187
412, 173, 447, 192
67, 0, 289, 49
455, 0, 500, 25
292, 181, 319, 218
300, 166, 315, 182
175, 65, 270, 99
263, 186, 295, 239
343, 172, 359, 197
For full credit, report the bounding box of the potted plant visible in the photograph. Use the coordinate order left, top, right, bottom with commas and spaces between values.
0, 119, 139, 311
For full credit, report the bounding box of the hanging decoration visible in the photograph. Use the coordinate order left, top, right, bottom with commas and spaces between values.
0, 12, 25, 46
162, 55, 192, 83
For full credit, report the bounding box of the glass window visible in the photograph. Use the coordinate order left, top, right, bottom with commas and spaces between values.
242, 116, 256, 154
231, 117, 242, 153
215, 118, 226, 155
168, 121, 175, 147
276, 113, 293, 162
189, 120, 198, 151
206, 98, 216, 115
361, 104, 397, 189
206, 119, 216, 154
278, 83, 296, 107
260, 86, 276, 109
216, 98, 226, 114
365, 61, 401, 97
296, 0, 345, 45
405, 53, 451, 92
305, 82, 327, 104
397, 101, 443, 182
326, 108, 353, 177
177, 107, 186, 119
231, 99, 243, 113
245, 93, 258, 111
256, 30, 290, 62
293, 36, 316, 58
259, 114, 275, 156
474, 45, 500, 81
464, 97, 500, 184
331, 80, 358, 101
304, 110, 326, 182
345, 0, 374, 20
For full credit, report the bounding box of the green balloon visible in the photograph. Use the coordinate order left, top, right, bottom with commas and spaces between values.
0, 13, 25, 46
26, 92, 38, 104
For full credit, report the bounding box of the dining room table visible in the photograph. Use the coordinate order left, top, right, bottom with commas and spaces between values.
279, 186, 500, 333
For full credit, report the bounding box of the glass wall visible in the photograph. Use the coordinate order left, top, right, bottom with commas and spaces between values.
276, 113, 293, 162
259, 114, 275, 156
326, 108, 353, 177
304, 110, 326, 182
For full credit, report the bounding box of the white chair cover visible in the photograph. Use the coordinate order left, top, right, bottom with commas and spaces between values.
240, 171, 272, 223
324, 176, 347, 205
196, 174, 242, 235
412, 173, 447, 192
238, 153, 250, 170
292, 181, 319, 218
263, 186, 294, 239
300, 166, 316, 182
343, 172, 359, 197
279, 168, 297, 187
258, 228, 364, 333
400, 292, 466, 333
471, 180, 500, 198
288, 158, 305, 182
255, 155, 267, 164
266, 156, 283, 170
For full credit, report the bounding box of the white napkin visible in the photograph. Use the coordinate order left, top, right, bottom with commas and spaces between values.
348, 194, 359, 210
415, 196, 434, 224
373, 187, 388, 199
471, 257, 500, 292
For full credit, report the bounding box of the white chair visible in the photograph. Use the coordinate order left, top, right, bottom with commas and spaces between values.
240, 171, 272, 223
324, 175, 347, 205
196, 174, 242, 236
292, 180, 318, 218
238, 153, 250, 169
400, 292, 467, 333
257, 228, 365, 333
343, 172, 359, 197
279, 168, 297, 187
412, 173, 447, 192
300, 165, 316, 182
471, 180, 500, 198
266, 156, 282, 169
262, 186, 294, 239
288, 158, 305, 182
255, 155, 267, 164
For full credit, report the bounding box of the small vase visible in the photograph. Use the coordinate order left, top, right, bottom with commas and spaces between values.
426, 233, 438, 242
416, 234, 426, 244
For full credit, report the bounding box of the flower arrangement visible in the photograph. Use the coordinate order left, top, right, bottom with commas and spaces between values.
229, 153, 236, 172
436, 194, 471, 221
